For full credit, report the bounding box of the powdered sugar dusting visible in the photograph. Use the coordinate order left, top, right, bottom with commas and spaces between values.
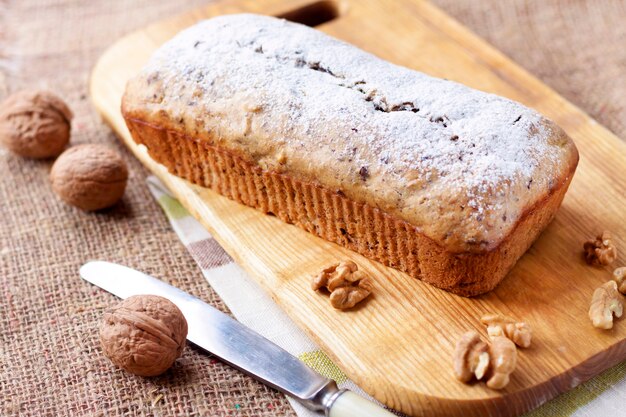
135, 14, 573, 249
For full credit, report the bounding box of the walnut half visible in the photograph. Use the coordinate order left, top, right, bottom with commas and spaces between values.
453, 331, 490, 383
480, 314, 532, 348
311, 261, 373, 309
486, 336, 518, 390
584, 231, 617, 266
589, 281, 623, 329
454, 332, 518, 390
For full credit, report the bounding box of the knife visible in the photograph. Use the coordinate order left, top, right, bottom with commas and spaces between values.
80, 261, 395, 417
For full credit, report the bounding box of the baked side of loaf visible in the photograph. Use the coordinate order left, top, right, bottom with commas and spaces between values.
122, 14, 578, 296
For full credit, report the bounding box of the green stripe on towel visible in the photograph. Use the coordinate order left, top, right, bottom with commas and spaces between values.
298, 350, 348, 385
157, 194, 190, 220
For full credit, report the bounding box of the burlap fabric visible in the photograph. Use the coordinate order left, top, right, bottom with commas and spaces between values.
0, 1, 624, 416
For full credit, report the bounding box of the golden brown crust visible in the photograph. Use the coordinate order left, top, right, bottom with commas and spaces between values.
123, 116, 574, 296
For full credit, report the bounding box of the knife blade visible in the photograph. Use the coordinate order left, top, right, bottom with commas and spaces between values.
80, 261, 395, 417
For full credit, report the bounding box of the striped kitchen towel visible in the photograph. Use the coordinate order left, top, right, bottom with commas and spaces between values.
147, 176, 626, 417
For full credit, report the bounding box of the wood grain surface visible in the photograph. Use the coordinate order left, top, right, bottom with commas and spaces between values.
89, 0, 626, 416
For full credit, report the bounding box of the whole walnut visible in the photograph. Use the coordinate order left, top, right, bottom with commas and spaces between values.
100, 295, 188, 377
50, 144, 128, 211
0, 90, 73, 158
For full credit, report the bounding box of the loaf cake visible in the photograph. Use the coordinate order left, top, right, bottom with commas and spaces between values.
122, 14, 579, 296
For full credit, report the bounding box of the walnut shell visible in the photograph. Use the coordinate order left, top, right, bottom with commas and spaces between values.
50, 144, 128, 211
0, 90, 73, 158
100, 295, 188, 377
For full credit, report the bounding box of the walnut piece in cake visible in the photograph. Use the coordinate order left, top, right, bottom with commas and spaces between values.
311, 261, 373, 309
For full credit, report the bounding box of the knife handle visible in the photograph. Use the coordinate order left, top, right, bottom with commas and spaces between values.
328, 390, 396, 417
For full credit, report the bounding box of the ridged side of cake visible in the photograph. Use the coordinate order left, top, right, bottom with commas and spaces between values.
124, 117, 572, 296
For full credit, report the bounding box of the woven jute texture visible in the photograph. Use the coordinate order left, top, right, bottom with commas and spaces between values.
0, 1, 624, 416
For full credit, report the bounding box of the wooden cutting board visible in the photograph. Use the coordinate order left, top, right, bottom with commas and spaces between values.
90, 0, 626, 415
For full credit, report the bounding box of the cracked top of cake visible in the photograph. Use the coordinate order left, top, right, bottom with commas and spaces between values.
122, 13, 578, 253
